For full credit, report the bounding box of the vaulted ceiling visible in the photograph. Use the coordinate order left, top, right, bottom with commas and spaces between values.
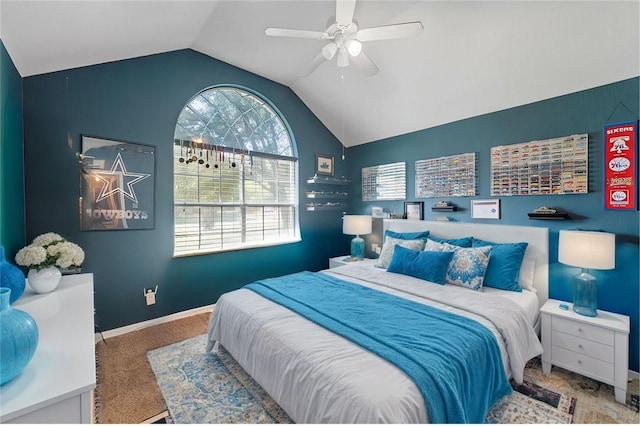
1, 1, 638, 147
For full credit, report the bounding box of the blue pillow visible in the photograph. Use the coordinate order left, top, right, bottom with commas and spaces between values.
387, 245, 454, 285
385, 230, 430, 242
428, 235, 473, 247
471, 238, 528, 292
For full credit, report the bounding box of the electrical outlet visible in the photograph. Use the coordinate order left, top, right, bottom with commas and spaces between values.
144, 286, 158, 306
375, 246, 381, 255
372, 243, 379, 252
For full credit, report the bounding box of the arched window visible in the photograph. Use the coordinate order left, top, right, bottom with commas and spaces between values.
173, 86, 299, 256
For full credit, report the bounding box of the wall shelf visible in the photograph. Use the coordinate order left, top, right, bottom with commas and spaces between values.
431, 202, 457, 212
306, 191, 348, 199
306, 176, 350, 186
306, 176, 349, 212
306, 203, 346, 211
527, 206, 571, 220
527, 213, 571, 220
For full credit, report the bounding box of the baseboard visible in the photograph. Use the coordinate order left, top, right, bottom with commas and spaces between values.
629, 369, 639, 380
95, 304, 214, 343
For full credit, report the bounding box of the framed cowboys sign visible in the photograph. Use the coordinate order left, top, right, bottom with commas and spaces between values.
80, 135, 155, 230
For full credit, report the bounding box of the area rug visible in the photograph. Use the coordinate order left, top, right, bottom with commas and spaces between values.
148, 334, 639, 424
148, 334, 292, 423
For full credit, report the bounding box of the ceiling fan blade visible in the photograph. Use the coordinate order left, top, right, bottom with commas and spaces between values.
350, 50, 378, 76
300, 52, 328, 77
356, 21, 423, 42
265, 27, 328, 40
336, 0, 357, 27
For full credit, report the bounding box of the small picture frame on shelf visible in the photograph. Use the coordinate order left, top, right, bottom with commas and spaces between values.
316, 154, 334, 176
404, 201, 424, 220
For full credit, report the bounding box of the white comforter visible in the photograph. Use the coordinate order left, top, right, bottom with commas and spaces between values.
207, 262, 543, 423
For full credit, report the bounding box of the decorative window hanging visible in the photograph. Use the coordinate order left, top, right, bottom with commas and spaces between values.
362, 162, 406, 201
415, 153, 476, 198
490, 134, 588, 196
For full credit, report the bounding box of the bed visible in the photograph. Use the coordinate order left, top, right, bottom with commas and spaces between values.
206, 219, 548, 423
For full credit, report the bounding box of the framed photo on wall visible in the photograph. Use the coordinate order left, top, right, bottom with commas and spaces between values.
80, 135, 155, 230
471, 199, 500, 219
404, 201, 424, 220
316, 154, 334, 176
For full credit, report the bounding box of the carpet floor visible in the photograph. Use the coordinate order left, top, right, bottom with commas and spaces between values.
95, 313, 639, 424
94, 313, 211, 424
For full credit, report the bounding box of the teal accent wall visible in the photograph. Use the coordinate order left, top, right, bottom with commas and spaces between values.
22, 49, 349, 331
346, 78, 640, 371
0, 40, 25, 256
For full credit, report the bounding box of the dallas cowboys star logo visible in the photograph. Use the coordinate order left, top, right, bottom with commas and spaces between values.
89, 152, 150, 204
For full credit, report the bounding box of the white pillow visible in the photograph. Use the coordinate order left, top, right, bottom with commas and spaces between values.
375, 237, 425, 269
518, 253, 536, 292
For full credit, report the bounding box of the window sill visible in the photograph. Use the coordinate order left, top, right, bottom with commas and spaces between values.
173, 237, 302, 258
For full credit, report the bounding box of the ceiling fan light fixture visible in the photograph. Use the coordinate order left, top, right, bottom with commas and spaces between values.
265, 0, 420, 77
322, 42, 338, 60
337, 49, 349, 67
345, 39, 362, 57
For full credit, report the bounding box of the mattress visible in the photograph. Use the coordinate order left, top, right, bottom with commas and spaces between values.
207, 261, 542, 423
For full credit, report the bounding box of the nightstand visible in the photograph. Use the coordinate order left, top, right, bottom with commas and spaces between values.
329, 255, 361, 268
540, 299, 630, 404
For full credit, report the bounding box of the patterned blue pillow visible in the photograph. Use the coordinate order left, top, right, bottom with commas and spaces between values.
428, 236, 473, 247
424, 238, 469, 251
472, 238, 528, 292
385, 230, 430, 243
442, 243, 492, 291
375, 237, 425, 269
387, 245, 454, 285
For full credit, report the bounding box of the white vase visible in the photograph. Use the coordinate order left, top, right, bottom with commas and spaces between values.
28, 267, 62, 294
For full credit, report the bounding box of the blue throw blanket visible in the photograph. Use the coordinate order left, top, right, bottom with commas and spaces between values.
245, 271, 512, 424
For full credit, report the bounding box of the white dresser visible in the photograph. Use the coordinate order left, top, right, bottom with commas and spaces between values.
0, 274, 96, 423
540, 299, 629, 403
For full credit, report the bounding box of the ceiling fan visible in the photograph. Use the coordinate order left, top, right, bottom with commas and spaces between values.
265, 0, 423, 77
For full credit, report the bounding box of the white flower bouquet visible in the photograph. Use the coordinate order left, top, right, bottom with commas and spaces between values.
15, 232, 85, 271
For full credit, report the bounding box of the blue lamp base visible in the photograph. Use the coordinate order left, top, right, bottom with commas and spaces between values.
350, 235, 365, 260
572, 269, 598, 317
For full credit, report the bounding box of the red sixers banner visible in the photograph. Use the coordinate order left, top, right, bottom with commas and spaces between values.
604, 121, 638, 210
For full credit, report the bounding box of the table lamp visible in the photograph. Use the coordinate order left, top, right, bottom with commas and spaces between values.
343, 215, 372, 260
558, 229, 615, 317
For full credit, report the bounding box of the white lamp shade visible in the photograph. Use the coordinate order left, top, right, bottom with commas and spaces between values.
345, 39, 362, 57
322, 42, 337, 60
558, 230, 615, 270
343, 215, 372, 236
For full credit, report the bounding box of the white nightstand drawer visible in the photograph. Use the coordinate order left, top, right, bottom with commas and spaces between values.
551, 330, 614, 362
552, 317, 614, 346
552, 345, 614, 383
